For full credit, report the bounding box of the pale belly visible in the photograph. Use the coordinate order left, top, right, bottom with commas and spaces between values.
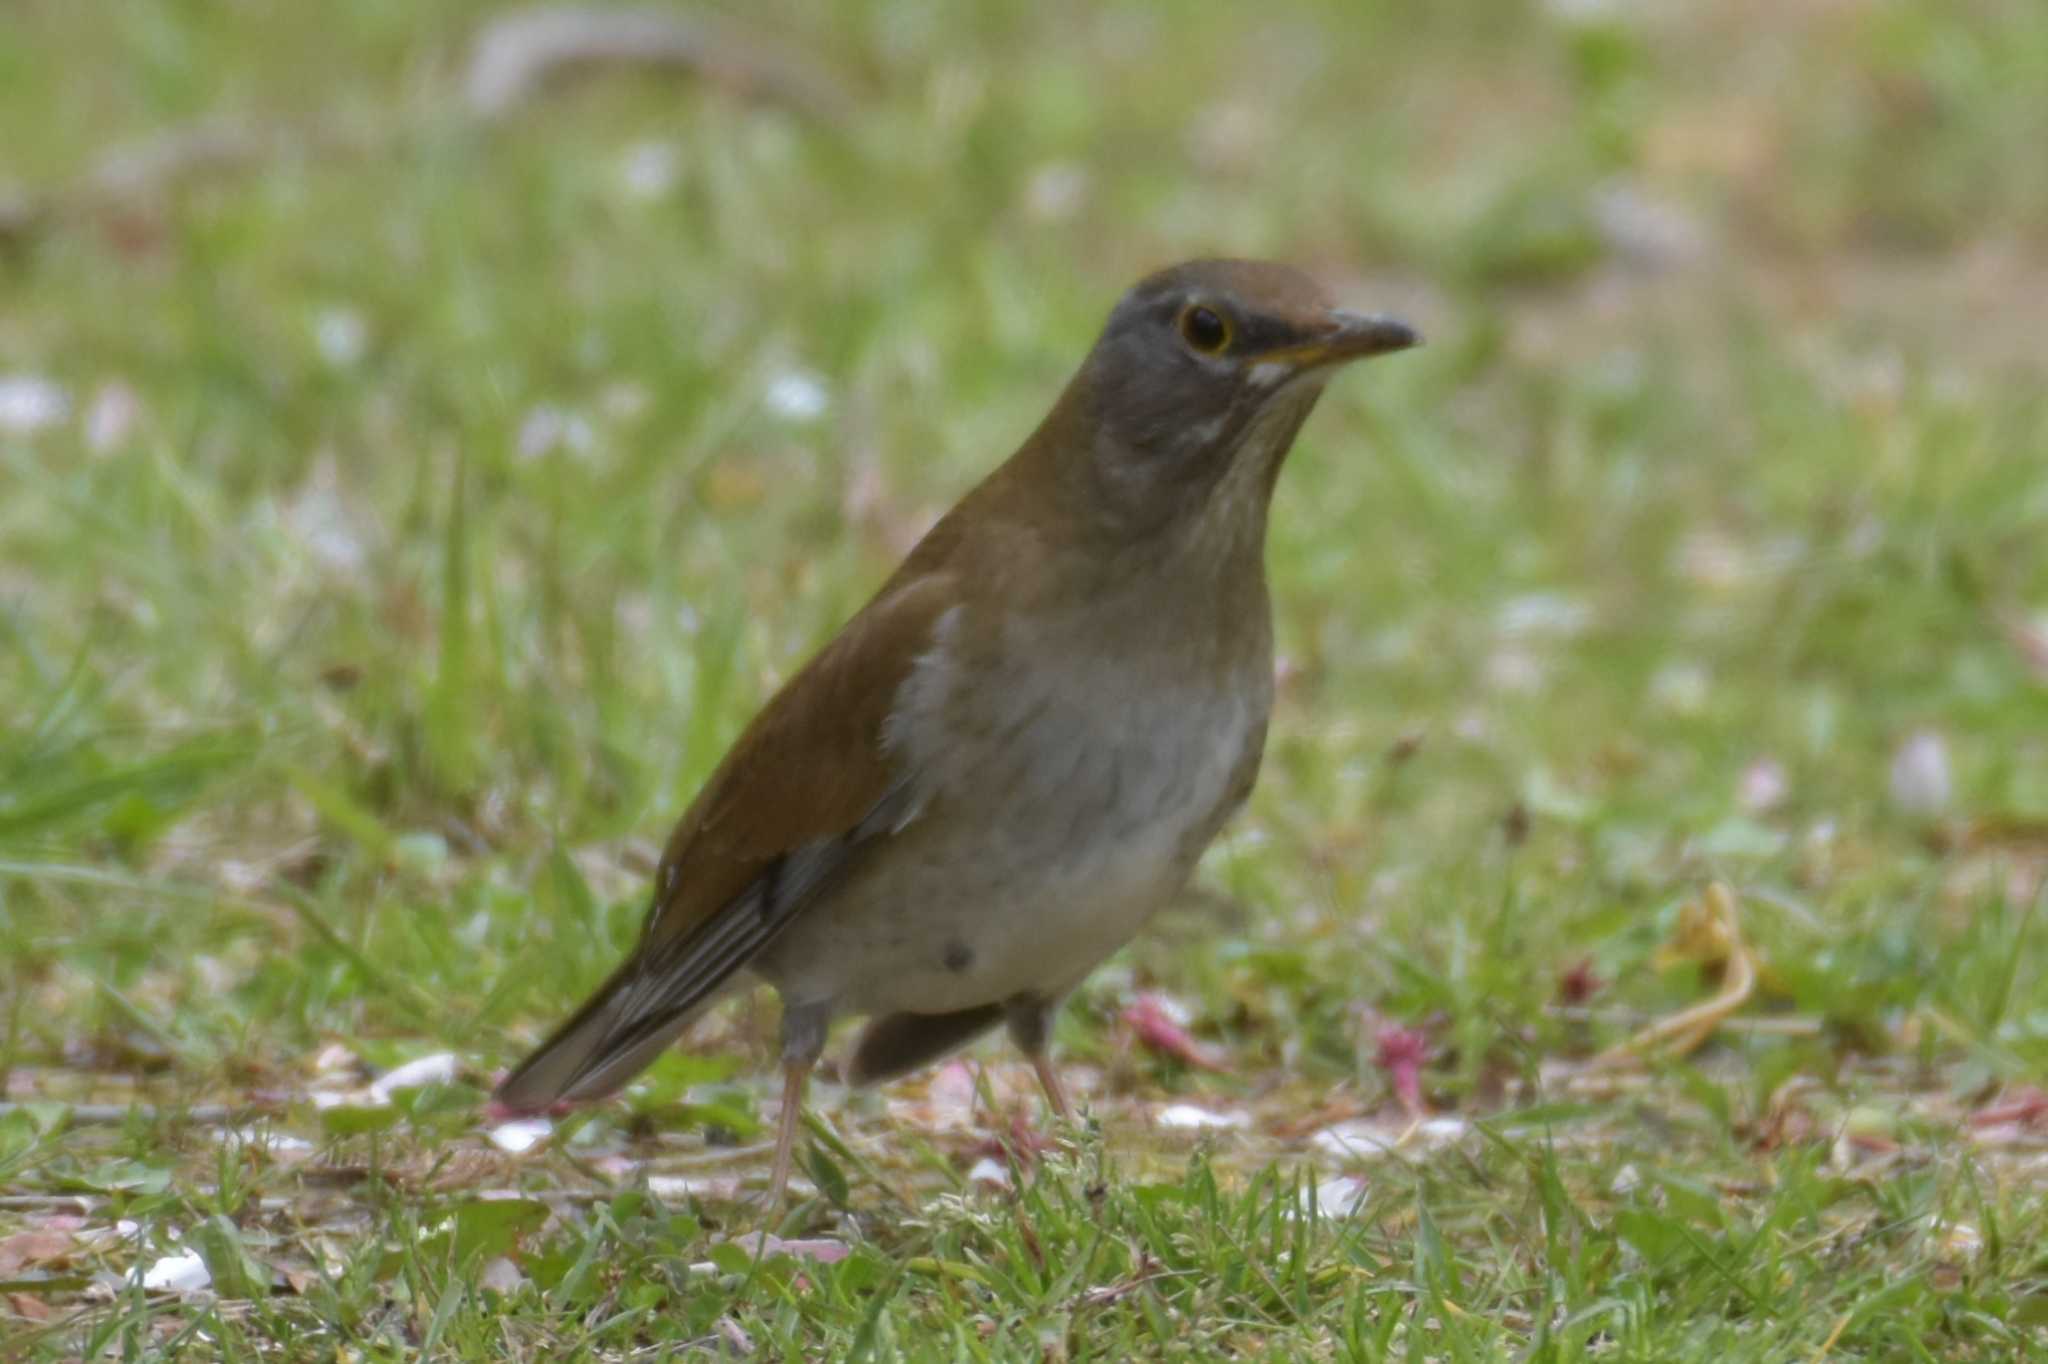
755, 664, 1265, 1016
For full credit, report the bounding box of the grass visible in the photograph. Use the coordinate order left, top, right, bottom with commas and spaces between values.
3, 0, 2048, 1357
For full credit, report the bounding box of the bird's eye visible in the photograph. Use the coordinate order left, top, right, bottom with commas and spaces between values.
1178, 304, 1231, 355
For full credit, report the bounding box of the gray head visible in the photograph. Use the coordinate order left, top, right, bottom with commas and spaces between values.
1060, 259, 1419, 533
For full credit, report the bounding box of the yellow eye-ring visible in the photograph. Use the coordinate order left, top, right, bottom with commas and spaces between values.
1178, 304, 1231, 355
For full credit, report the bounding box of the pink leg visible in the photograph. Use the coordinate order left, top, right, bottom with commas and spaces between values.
1030, 1049, 1074, 1121
766, 1058, 812, 1203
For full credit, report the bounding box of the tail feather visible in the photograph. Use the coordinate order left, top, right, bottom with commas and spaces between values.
493, 956, 702, 1114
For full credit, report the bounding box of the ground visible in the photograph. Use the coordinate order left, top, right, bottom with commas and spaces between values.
3, 1, 2047, 1359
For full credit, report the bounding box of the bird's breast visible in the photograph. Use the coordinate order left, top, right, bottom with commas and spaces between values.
896, 600, 1270, 844
770, 599, 1272, 1014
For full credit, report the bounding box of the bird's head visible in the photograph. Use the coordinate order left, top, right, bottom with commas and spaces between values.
1052, 259, 1419, 537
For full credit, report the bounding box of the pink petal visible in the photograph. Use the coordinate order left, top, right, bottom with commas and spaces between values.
1121, 993, 1228, 1072
1370, 1023, 1429, 1118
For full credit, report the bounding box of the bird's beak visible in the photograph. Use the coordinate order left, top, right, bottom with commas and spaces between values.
1259, 311, 1422, 372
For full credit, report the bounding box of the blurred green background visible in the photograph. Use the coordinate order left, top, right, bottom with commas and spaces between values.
3, 0, 2047, 1357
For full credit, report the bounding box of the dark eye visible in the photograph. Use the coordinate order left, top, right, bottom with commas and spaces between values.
1178, 304, 1230, 355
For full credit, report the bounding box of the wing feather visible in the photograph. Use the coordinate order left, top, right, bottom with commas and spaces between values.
492, 574, 958, 1111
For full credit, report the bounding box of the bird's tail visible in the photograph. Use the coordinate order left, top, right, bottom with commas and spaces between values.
489, 954, 702, 1117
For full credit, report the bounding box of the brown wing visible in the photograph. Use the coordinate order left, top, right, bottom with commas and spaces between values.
492, 572, 958, 1111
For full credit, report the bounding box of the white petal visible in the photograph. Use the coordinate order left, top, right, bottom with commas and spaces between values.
0, 374, 69, 433
1155, 1104, 1248, 1130
313, 309, 369, 368
764, 370, 829, 422
136, 1251, 211, 1293
369, 1051, 461, 1099
1889, 730, 1953, 815
485, 1118, 553, 1154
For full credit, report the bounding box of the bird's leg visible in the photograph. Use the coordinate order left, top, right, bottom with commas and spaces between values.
1005, 993, 1073, 1121
767, 1001, 830, 1203
766, 1058, 813, 1203
1030, 1049, 1074, 1121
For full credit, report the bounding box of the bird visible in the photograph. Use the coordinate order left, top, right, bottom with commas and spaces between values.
491, 259, 1419, 1202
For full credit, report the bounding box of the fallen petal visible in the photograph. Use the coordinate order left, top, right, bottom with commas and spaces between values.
0, 373, 69, 434
1311, 1121, 1402, 1161
1155, 1104, 1249, 1130
648, 1173, 743, 1201
617, 139, 681, 200
1371, 1023, 1430, 1118
1737, 757, 1789, 814
312, 308, 369, 368
311, 1042, 361, 1077
230, 1126, 314, 1156
84, 381, 141, 453
1889, 730, 1953, 815
478, 1256, 528, 1293
725, 1232, 850, 1264
1311, 1175, 1371, 1214
485, 1117, 554, 1154
135, 1251, 211, 1293
369, 1051, 461, 1100
764, 369, 829, 423
1121, 993, 1228, 1072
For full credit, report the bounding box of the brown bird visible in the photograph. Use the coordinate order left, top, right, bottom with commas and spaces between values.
492, 259, 1419, 1201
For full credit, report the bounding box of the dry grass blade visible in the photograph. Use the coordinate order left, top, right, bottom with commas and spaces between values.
463, 6, 857, 122
1594, 882, 1758, 1068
